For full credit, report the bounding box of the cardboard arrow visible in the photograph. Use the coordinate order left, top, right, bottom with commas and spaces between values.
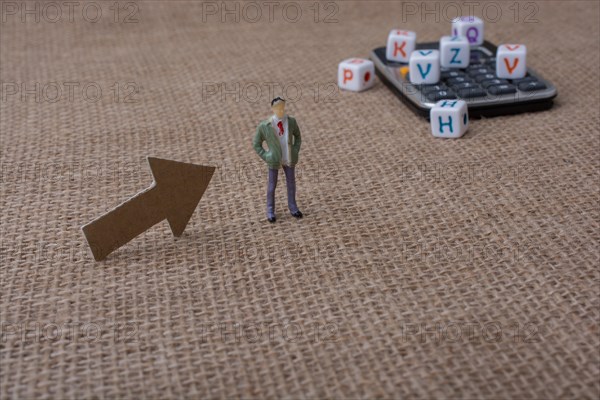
82, 157, 215, 261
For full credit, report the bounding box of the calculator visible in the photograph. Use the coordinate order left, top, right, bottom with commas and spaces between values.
370, 40, 557, 118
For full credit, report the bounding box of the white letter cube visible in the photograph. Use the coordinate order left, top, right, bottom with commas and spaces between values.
430, 99, 469, 138
496, 44, 527, 79
409, 50, 440, 85
452, 16, 484, 46
338, 58, 375, 92
386, 30, 416, 63
440, 36, 470, 68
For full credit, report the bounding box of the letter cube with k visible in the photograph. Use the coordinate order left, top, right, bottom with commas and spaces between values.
430, 100, 469, 138
386, 30, 416, 63
440, 36, 470, 68
496, 44, 527, 79
337, 58, 375, 92
452, 16, 484, 46
409, 50, 440, 85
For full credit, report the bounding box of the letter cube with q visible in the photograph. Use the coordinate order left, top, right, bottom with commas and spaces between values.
440, 36, 470, 68
409, 50, 440, 85
452, 16, 484, 46
338, 58, 375, 92
496, 44, 527, 79
430, 100, 469, 138
386, 30, 416, 63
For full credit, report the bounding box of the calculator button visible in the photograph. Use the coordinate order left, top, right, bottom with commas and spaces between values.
466, 64, 491, 70
474, 73, 497, 83
481, 79, 509, 89
457, 87, 488, 98
446, 76, 473, 85
518, 81, 547, 91
420, 84, 448, 94
511, 76, 537, 85
488, 84, 517, 95
470, 50, 486, 63
426, 90, 457, 101
466, 66, 493, 75
441, 70, 464, 79
451, 82, 478, 90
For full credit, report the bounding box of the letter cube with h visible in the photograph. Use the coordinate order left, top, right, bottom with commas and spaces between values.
496, 44, 527, 79
452, 16, 484, 46
337, 58, 375, 92
440, 36, 470, 68
409, 50, 440, 85
386, 30, 416, 63
430, 100, 469, 138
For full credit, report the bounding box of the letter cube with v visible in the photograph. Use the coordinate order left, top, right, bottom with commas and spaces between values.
440, 36, 470, 68
386, 30, 416, 63
496, 44, 527, 79
430, 100, 469, 138
409, 50, 440, 85
452, 16, 484, 46
338, 58, 375, 92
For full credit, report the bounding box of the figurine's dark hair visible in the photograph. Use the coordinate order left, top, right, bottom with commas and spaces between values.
271, 97, 285, 106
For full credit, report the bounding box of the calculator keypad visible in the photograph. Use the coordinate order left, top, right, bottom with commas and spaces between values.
415, 49, 547, 102
370, 42, 557, 117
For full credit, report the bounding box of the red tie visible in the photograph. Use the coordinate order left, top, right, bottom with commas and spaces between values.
277, 121, 284, 136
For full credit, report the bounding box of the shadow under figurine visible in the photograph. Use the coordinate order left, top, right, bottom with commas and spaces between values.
253, 97, 303, 223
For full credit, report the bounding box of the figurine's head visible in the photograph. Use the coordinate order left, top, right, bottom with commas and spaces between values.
271, 97, 285, 119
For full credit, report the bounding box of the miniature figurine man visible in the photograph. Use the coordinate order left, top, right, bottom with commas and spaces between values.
253, 97, 303, 223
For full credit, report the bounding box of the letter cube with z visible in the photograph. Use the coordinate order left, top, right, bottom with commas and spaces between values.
496, 44, 527, 79
338, 58, 375, 92
386, 30, 416, 63
430, 100, 469, 138
409, 50, 440, 85
452, 16, 484, 46
440, 36, 470, 68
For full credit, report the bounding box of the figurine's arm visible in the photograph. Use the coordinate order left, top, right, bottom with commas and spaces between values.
253, 125, 268, 162
291, 119, 301, 153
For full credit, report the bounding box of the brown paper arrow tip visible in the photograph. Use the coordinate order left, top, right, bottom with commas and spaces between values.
147, 157, 216, 237
82, 157, 215, 261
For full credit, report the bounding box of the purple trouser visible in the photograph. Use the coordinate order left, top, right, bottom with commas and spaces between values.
267, 166, 299, 218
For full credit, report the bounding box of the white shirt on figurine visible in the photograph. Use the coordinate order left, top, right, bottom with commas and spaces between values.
272, 114, 289, 166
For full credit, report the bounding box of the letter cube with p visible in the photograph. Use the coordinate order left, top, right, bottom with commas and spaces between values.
386, 30, 416, 63
409, 50, 440, 85
496, 44, 527, 79
338, 58, 375, 92
430, 100, 469, 138
440, 36, 470, 68
452, 16, 484, 46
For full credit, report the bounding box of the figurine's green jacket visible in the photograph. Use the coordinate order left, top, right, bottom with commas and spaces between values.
253, 116, 301, 169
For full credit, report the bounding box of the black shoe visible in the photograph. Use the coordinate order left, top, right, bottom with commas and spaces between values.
291, 211, 303, 219
268, 216, 276, 223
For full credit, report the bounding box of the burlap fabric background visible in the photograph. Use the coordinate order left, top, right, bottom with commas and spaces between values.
1, 1, 599, 398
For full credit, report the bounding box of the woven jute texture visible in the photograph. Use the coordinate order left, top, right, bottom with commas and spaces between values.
1, 1, 599, 398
